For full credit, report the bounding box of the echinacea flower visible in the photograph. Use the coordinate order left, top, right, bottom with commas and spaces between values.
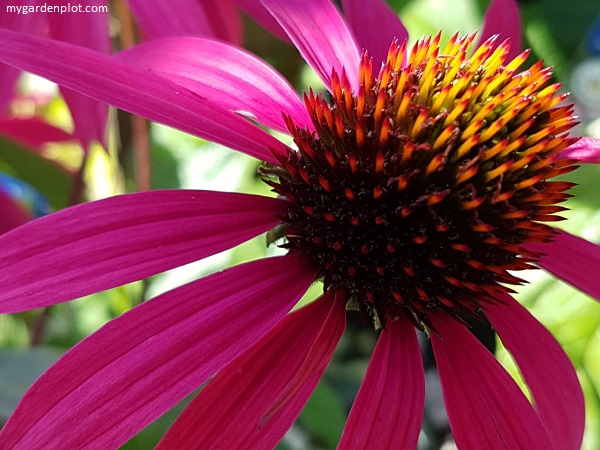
0, 0, 598, 448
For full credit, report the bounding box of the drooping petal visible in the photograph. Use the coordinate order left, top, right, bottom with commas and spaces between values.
48, 0, 110, 148
0, 190, 31, 234
119, 37, 312, 133
0, 122, 75, 178
0, 10, 45, 113
0, 256, 316, 449
527, 229, 600, 302
157, 290, 345, 449
485, 294, 584, 450
340, 0, 408, 68
430, 314, 553, 450
235, 0, 290, 42
0, 29, 287, 163
126, 0, 242, 44
480, 0, 522, 60
199, 0, 243, 44
338, 316, 424, 450
560, 137, 600, 164
0, 117, 74, 153
0, 189, 287, 312
0, 65, 18, 116
261, 0, 361, 91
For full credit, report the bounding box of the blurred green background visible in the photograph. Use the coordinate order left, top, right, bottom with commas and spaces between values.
1, 0, 600, 448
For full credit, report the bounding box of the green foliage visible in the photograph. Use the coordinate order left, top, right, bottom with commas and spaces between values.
297, 380, 347, 448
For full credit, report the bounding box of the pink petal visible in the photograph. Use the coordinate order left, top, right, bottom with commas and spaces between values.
527, 229, 600, 302
157, 290, 345, 449
485, 294, 584, 450
261, 0, 361, 91
47, 0, 110, 148
119, 37, 312, 133
0, 190, 287, 312
235, 0, 290, 42
198, 0, 243, 44
0, 29, 287, 163
0, 64, 19, 115
0, 118, 75, 176
338, 316, 424, 450
0, 256, 316, 449
560, 137, 600, 164
430, 314, 553, 450
480, 0, 522, 61
0, 117, 74, 151
0, 11, 45, 113
0, 190, 31, 234
126, 0, 242, 44
340, 0, 408, 69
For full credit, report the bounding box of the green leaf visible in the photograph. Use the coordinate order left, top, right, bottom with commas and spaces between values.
149, 141, 181, 190
299, 379, 346, 449
520, 0, 600, 72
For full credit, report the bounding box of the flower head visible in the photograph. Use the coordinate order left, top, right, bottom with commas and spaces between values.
268, 33, 576, 330
0, 0, 597, 449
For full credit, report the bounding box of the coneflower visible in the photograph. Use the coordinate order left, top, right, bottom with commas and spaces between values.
0, 0, 596, 448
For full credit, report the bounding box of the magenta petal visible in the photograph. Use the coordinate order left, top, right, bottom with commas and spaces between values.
480, 0, 522, 60
527, 229, 600, 302
340, 0, 408, 68
261, 0, 361, 91
0, 11, 45, 113
430, 314, 553, 450
157, 291, 345, 449
338, 316, 424, 450
0, 117, 74, 151
0, 64, 18, 115
560, 137, 600, 164
485, 294, 584, 450
0, 256, 315, 449
0, 118, 75, 176
126, 0, 242, 44
0, 29, 287, 163
0, 190, 31, 234
48, 1, 110, 148
235, 0, 290, 42
195, 0, 243, 44
0, 65, 19, 115
128, 0, 213, 39
0, 190, 287, 312
119, 37, 312, 133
